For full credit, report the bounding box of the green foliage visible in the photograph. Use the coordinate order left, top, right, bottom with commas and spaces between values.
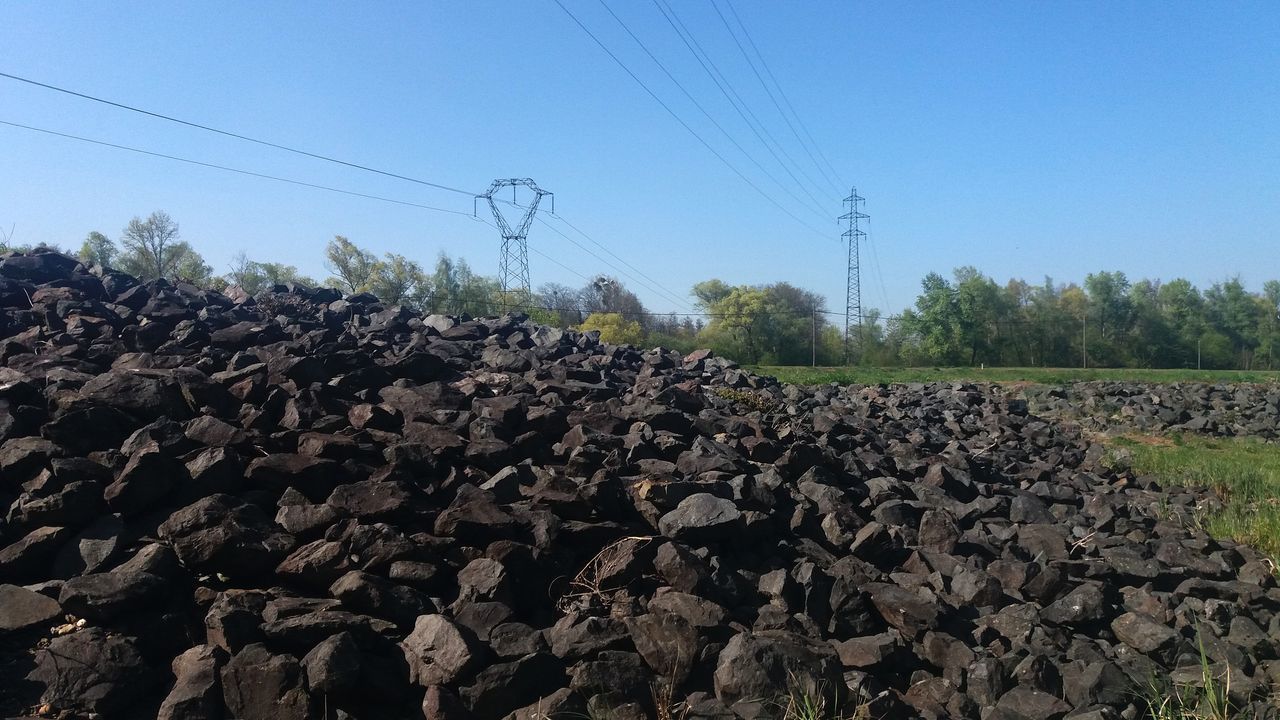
368, 252, 423, 305
112, 211, 213, 284
753, 365, 1280, 386
694, 280, 840, 365
226, 252, 317, 294
78, 231, 115, 269
324, 235, 378, 293
891, 268, 1280, 371
1140, 625, 1238, 720
578, 312, 645, 346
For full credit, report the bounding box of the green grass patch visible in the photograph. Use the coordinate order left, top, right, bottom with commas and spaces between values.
750, 366, 1280, 387
1112, 435, 1280, 560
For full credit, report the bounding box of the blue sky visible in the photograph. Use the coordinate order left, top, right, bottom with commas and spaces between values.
2, 1, 1277, 317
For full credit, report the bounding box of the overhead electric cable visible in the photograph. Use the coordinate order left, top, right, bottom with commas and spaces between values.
0, 120, 476, 217
547, 211, 694, 310
550, 0, 832, 242
535, 215, 694, 311
595, 0, 829, 222
708, 0, 836, 202
653, 0, 834, 207
0, 71, 475, 197
719, 0, 844, 194
490, 196, 694, 311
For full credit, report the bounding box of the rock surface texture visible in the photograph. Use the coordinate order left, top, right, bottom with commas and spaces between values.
1, 249, 1279, 719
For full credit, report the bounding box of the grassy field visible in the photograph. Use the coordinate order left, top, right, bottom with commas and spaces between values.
1112, 435, 1280, 561
751, 365, 1280, 386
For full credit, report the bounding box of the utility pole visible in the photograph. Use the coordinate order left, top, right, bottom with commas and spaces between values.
1082, 310, 1088, 369
811, 304, 817, 367
840, 188, 868, 365
475, 179, 553, 299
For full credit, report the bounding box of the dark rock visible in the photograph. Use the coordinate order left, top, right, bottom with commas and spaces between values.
302, 630, 363, 696
713, 630, 844, 715
1111, 612, 1180, 658
104, 442, 189, 514
658, 493, 742, 544
402, 614, 482, 687
624, 612, 699, 684
158, 644, 227, 720
158, 494, 296, 577
220, 643, 311, 720
58, 570, 166, 621
865, 583, 940, 638
28, 628, 158, 716
461, 652, 565, 718
0, 583, 62, 633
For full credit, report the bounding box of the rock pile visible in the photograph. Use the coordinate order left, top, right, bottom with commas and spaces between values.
1025, 382, 1280, 440
1, 248, 1278, 720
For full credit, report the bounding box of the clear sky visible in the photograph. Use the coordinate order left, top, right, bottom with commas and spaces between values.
2, 1, 1277, 317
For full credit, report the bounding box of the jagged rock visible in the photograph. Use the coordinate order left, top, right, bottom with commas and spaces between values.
658, 493, 742, 544
0, 583, 62, 633
158, 645, 227, 720
158, 494, 296, 577
302, 631, 362, 696
220, 643, 311, 720
712, 630, 844, 715
1, 252, 1279, 719
402, 614, 481, 687
58, 570, 166, 621
28, 628, 158, 715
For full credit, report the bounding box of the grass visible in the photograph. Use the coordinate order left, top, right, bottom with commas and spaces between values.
1112, 434, 1280, 561
749, 366, 1280, 387
1141, 624, 1238, 720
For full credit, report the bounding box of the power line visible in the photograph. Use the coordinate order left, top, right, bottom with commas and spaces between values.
550, 0, 833, 242
0, 119, 478, 218
865, 216, 891, 314
547, 212, 695, 311
0, 71, 476, 197
594, 0, 830, 223
720, 0, 844, 194
535, 215, 695, 311
653, 0, 834, 210
708, 0, 838, 202
488, 194, 694, 311
3, 117, 702, 317
4, 118, 647, 306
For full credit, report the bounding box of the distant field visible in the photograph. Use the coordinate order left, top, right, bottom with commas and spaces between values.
750, 365, 1280, 386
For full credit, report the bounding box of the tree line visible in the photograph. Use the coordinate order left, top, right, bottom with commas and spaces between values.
3, 210, 1278, 370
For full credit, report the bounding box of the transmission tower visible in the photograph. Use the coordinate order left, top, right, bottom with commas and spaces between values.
475, 178, 553, 297
840, 188, 868, 364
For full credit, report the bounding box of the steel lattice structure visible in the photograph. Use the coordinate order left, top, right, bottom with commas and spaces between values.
475, 178, 553, 296
840, 188, 868, 363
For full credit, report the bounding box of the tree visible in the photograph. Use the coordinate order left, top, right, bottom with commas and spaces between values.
692, 281, 832, 365
579, 312, 645, 346
168, 244, 215, 285
424, 253, 503, 315
691, 279, 733, 310
953, 267, 1004, 365
900, 272, 962, 364
1205, 277, 1263, 368
580, 276, 648, 327
78, 231, 116, 269
537, 282, 583, 326
325, 236, 377, 293
226, 252, 316, 294
118, 211, 183, 280
369, 253, 425, 305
